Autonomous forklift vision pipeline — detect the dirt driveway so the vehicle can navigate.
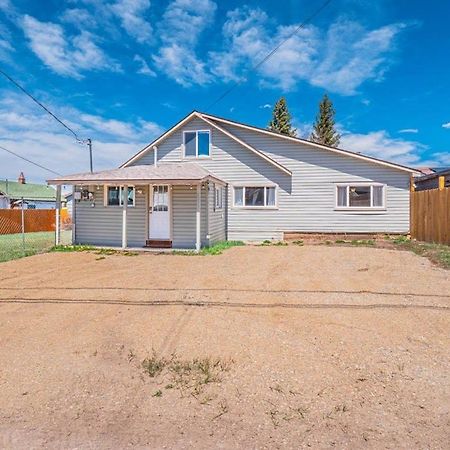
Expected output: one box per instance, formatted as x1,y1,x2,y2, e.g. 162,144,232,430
0,245,449,449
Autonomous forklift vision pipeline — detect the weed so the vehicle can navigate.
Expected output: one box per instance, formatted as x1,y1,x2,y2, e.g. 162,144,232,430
164,384,174,390
142,351,170,377
127,349,136,362
292,240,303,245
212,400,229,420
335,239,347,244
51,244,96,252
351,239,375,246
172,241,244,256
95,256,106,260
152,390,162,397
260,240,272,246
273,241,288,246
325,240,332,245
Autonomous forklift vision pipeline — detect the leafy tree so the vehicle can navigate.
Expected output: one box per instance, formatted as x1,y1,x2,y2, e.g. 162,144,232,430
268,97,296,137
310,94,340,147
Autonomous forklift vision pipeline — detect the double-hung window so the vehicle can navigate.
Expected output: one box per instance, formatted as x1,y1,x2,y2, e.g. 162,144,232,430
336,184,385,209
183,130,210,158
105,186,135,207
233,186,276,208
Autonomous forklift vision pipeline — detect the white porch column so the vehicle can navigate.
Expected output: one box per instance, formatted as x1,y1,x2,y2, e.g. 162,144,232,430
55,185,61,245
196,183,201,252
122,184,128,249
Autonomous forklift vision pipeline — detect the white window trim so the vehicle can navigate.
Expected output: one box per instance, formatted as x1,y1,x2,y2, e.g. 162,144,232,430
182,130,211,159
334,183,386,211
214,185,224,210
232,185,278,209
104,185,136,207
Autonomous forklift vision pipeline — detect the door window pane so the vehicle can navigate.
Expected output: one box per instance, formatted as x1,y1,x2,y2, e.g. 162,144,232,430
198,131,210,156
184,132,196,157
245,187,264,206
234,187,243,206
349,186,370,207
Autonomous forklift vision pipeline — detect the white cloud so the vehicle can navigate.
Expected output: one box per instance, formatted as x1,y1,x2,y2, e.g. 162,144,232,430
399,128,419,134
133,54,156,76
340,130,429,166
442,122,450,129
111,0,152,44
22,14,120,78
152,0,216,86
0,92,163,183
260,104,272,109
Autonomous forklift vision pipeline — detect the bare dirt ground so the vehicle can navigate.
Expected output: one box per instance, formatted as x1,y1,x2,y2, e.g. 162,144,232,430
0,245,449,449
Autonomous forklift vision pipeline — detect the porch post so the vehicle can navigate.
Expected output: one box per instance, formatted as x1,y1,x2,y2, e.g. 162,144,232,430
55,185,61,246
122,184,128,249
196,183,201,252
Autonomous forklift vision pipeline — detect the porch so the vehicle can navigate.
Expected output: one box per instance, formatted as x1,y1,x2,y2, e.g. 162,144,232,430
47,163,227,251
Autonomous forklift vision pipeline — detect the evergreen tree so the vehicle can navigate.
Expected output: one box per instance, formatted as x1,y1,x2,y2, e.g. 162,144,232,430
268,97,296,137
310,94,340,147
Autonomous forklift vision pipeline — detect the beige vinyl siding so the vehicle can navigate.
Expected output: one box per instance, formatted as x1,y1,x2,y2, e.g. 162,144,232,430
74,185,147,247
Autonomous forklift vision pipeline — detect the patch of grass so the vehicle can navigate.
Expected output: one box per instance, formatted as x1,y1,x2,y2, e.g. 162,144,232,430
260,239,272,246
142,352,233,396
142,351,170,378
173,241,245,256
392,239,450,269
292,240,303,246
273,241,288,246
335,239,348,244
350,239,375,246
0,231,71,263
51,244,96,252
51,245,139,257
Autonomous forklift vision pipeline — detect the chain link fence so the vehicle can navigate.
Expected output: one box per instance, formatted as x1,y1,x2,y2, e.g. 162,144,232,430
0,200,72,263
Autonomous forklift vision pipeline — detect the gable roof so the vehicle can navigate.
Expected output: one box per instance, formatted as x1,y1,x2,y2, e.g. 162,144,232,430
0,180,57,201
121,111,291,175
121,110,418,174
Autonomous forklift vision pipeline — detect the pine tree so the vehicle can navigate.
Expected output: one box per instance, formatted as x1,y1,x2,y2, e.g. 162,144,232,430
268,97,296,137
310,94,340,147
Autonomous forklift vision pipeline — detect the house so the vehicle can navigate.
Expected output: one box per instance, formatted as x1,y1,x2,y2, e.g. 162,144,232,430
0,172,58,209
48,111,418,250
414,168,450,191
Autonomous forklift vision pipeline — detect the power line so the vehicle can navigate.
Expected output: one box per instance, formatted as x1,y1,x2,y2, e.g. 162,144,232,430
0,68,84,142
0,68,94,172
0,144,62,176
204,0,334,111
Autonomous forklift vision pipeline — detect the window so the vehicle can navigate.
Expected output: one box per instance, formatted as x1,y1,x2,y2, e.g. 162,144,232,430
106,186,135,207
215,185,224,209
233,186,276,208
183,130,210,157
336,184,385,209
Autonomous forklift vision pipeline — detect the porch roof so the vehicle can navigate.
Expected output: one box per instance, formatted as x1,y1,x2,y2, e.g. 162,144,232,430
47,162,226,185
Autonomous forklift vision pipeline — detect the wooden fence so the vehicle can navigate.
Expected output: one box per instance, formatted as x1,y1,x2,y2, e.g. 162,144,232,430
0,209,56,235
410,187,450,245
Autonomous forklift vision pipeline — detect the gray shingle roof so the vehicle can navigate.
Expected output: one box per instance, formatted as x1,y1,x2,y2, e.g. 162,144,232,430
47,162,225,185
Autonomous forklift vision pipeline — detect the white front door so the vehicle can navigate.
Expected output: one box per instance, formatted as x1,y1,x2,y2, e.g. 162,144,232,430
149,185,170,239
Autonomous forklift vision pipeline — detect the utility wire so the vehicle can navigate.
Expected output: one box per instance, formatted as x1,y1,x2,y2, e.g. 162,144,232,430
0,144,62,176
0,68,85,142
204,0,334,111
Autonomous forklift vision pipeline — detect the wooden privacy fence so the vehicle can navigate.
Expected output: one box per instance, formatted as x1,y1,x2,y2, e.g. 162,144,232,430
0,209,56,235
410,187,450,245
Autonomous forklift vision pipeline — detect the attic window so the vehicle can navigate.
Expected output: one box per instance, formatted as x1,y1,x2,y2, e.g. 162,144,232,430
183,131,210,158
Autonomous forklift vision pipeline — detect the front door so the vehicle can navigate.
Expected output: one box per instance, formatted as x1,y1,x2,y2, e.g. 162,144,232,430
149,185,170,239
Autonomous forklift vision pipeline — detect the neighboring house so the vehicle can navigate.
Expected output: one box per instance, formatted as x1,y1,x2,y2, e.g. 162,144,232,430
0,173,58,209
48,111,418,250
414,168,450,191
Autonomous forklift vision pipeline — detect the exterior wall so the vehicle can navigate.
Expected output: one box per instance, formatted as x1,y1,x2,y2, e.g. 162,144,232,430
208,182,226,244
171,184,208,249
130,117,411,240
74,185,147,247
73,183,210,249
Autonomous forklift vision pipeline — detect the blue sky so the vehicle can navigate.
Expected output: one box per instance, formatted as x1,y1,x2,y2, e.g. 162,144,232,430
0,0,449,183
